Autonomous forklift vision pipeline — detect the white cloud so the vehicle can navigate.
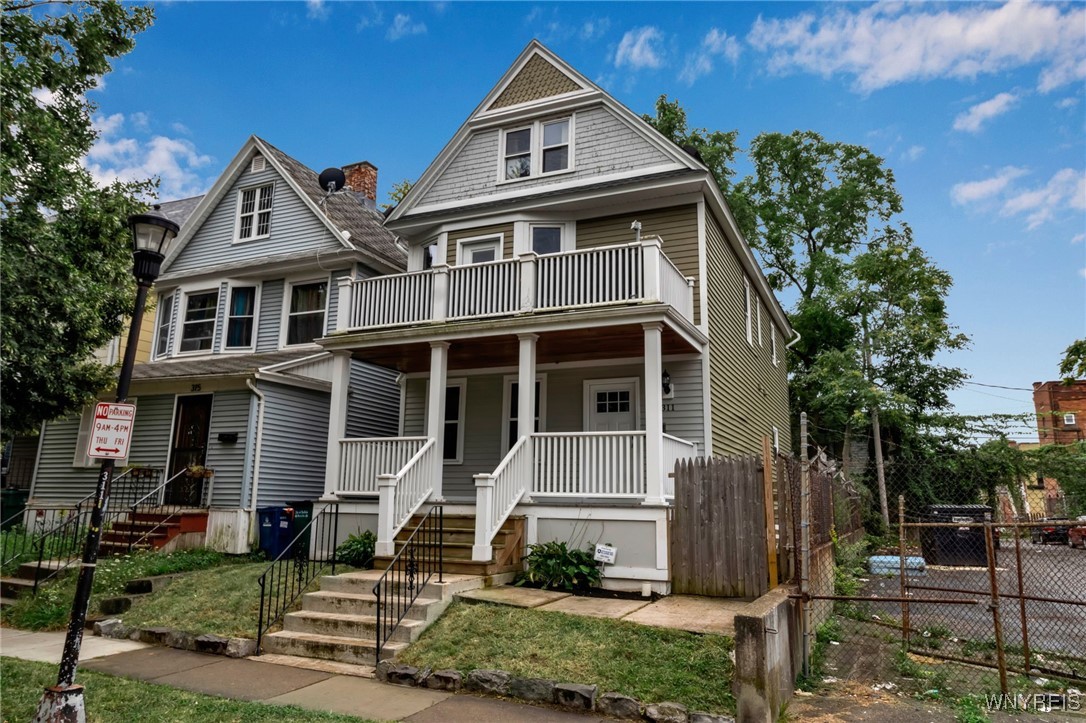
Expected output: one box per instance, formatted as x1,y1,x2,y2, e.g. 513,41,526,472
748,3,1086,93
307,0,330,21
130,111,150,130
953,92,1020,133
1080,267,1086,280
1056,97,1080,110
615,26,663,70
1001,168,1086,229
902,145,925,162
387,13,426,40
951,166,1027,205
355,4,383,31
31,87,58,107
679,28,741,85
171,122,191,135
1071,233,1085,245
84,113,213,199
580,18,610,41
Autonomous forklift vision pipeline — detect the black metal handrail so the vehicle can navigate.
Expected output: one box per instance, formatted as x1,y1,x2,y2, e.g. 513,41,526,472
256,503,340,652
373,506,443,664
2,491,94,573
122,468,189,552
30,502,94,593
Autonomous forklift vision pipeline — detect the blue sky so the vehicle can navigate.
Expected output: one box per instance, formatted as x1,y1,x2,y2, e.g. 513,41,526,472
82,1,1085,440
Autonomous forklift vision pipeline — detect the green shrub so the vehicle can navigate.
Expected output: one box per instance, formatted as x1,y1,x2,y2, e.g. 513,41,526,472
335,531,375,569
516,541,601,592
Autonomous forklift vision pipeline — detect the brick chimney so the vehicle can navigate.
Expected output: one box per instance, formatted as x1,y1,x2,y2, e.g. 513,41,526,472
342,161,377,202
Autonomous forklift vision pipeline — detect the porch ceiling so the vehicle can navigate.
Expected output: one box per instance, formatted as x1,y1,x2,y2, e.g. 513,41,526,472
348,323,698,373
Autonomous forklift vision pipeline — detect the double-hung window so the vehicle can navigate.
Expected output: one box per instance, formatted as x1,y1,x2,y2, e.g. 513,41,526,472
500,117,572,181
442,380,466,463
503,377,545,453
743,278,753,346
285,280,327,345
237,183,274,241
1065,413,1078,427
154,292,174,358
179,291,218,353
225,286,257,350
457,235,502,265
771,322,779,366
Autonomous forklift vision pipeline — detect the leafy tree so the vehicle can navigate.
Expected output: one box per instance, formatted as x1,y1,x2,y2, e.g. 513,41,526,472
1,0,154,439
643,95,740,198
1059,338,1086,383
381,178,413,212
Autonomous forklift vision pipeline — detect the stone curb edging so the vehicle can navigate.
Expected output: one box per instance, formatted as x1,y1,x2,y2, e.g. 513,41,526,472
93,619,257,659
374,661,735,723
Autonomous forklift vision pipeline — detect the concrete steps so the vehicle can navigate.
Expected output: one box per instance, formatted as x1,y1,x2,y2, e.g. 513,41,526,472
372,514,526,576
260,570,497,666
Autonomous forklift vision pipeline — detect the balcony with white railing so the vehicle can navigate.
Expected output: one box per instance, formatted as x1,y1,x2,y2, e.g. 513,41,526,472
336,236,695,333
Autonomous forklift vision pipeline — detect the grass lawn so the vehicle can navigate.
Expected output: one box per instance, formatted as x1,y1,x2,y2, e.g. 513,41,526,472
0,657,374,722
398,601,735,714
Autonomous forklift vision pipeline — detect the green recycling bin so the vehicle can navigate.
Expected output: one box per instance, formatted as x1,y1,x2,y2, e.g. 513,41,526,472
288,500,314,560
1,489,29,531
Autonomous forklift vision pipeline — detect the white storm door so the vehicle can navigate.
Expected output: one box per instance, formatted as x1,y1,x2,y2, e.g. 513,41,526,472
585,379,638,431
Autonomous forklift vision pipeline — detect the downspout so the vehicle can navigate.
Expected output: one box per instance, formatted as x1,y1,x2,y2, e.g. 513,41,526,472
246,379,266,542
785,329,802,349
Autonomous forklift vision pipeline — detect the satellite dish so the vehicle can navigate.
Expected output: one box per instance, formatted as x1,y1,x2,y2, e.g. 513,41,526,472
318,167,346,194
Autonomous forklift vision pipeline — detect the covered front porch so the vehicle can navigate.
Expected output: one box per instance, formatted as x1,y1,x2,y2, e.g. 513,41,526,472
320,311,705,566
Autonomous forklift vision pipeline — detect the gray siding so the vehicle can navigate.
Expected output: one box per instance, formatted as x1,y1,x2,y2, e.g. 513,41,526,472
168,163,343,274
419,106,672,207
256,279,284,352
31,396,175,505
346,361,400,438
255,382,330,506
205,390,252,508
705,214,791,456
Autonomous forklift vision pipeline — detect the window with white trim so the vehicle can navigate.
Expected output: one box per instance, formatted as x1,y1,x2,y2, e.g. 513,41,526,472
224,286,257,350
73,399,136,467
285,280,327,345
1065,413,1077,427
744,277,753,346
443,380,466,463
457,235,502,265
154,292,174,358
236,183,274,241
178,290,218,353
502,376,546,453
757,301,763,347
530,225,563,255
500,117,572,181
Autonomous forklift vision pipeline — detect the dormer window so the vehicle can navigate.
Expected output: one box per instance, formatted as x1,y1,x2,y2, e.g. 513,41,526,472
236,183,274,241
499,116,572,181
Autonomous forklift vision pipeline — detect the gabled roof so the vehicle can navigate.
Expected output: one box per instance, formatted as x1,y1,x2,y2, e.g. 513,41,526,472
386,40,706,224
157,195,204,228
162,136,405,275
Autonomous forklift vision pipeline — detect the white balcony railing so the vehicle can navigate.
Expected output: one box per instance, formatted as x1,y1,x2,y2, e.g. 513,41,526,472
533,431,647,498
336,236,694,333
337,437,429,496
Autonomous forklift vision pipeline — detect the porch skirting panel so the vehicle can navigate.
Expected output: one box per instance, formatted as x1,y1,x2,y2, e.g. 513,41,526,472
206,508,251,555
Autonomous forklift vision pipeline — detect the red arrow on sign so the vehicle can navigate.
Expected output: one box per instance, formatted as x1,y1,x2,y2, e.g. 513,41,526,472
94,447,120,454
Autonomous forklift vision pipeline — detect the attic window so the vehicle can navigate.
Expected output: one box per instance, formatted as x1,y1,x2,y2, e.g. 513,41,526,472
236,183,274,241
250,155,266,173
499,116,572,182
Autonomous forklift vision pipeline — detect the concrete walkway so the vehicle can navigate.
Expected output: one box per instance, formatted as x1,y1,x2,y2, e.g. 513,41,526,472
457,585,747,635
0,627,606,722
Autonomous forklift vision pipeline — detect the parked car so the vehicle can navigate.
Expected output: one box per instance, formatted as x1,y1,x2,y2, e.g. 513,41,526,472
1031,518,1072,545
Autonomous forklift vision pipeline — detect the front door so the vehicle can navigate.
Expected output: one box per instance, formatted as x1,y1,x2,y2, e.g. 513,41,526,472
585,379,639,431
165,394,213,506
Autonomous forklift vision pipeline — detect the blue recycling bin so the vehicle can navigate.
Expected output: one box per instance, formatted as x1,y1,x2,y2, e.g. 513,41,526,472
257,506,293,560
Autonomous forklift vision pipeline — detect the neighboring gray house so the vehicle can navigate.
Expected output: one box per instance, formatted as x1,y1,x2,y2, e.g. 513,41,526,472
28,137,405,553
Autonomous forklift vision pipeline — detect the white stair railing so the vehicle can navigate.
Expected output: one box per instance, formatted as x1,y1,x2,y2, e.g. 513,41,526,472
337,437,429,496
533,432,647,498
662,433,699,498
375,438,436,557
472,436,531,561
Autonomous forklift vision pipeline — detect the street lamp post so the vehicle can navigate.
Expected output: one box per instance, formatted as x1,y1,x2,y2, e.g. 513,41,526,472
35,206,180,723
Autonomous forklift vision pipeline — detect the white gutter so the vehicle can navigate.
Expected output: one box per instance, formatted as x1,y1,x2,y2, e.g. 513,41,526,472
245,379,266,541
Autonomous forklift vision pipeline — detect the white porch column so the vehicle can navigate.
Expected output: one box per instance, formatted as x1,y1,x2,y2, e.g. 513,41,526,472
518,333,538,501
641,235,662,301
336,277,353,332
518,251,538,312
323,351,351,497
375,474,397,556
431,265,449,322
427,341,449,501
472,473,495,561
643,322,666,505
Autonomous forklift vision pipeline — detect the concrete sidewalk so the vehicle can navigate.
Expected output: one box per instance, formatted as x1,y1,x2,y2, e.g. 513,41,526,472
0,627,605,722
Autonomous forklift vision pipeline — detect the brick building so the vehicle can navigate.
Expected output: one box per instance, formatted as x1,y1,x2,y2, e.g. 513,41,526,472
1033,380,1086,445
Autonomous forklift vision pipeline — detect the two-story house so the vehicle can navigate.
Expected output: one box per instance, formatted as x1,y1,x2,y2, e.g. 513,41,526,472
316,42,793,592
27,136,405,553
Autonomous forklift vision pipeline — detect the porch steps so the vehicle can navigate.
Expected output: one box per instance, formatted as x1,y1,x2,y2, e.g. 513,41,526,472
99,510,208,553
261,570,493,665
373,514,526,576
0,559,77,605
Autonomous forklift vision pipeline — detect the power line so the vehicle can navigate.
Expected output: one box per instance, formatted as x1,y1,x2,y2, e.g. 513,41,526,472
965,381,1034,392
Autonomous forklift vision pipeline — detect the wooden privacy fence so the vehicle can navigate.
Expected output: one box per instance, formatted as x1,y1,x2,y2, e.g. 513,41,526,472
670,455,772,598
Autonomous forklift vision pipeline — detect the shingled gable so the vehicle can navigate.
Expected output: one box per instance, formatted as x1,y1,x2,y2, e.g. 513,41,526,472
162,136,405,276
385,40,707,224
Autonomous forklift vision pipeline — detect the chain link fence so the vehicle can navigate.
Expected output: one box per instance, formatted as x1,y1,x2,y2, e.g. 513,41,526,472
794,433,1085,714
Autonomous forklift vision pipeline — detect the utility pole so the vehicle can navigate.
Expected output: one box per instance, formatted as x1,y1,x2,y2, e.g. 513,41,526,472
863,314,890,528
